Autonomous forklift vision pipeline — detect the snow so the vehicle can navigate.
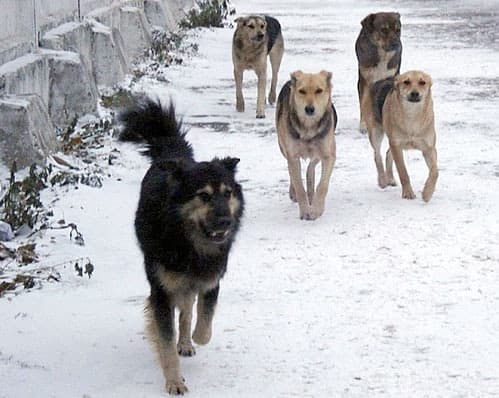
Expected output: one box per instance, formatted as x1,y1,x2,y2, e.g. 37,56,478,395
2,0,499,397
0,53,42,74
43,22,82,39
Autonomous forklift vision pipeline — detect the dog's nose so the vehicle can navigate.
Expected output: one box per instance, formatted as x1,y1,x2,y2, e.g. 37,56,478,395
305,105,315,116
409,91,420,100
257,33,264,41
215,217,232,230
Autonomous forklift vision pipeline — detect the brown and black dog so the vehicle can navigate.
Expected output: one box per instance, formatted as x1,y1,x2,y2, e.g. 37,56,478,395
355,12,402,133
276,71,338,220
368,70,438,201
232,15,284,118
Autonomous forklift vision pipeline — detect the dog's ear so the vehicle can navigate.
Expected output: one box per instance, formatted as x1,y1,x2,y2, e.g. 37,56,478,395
220,157,240,173
394,12,401,21
320,70,333,86
234,17,247,26
290,70,303,87
394,74,401,88
424,73,433,87
361,13,376,31
394,74,407,89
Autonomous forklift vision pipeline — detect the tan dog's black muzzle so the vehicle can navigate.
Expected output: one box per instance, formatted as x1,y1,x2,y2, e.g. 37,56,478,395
408,90,421,102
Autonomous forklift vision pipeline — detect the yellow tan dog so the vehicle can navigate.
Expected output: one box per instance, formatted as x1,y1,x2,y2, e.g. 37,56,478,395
232,15,284,118
368,70,438,201
276,70,338,220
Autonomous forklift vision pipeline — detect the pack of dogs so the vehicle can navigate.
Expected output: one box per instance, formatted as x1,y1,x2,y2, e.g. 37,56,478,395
118,10,439,395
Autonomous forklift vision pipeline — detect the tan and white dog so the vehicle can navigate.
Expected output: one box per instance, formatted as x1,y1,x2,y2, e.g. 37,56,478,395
368,70,438,201
232,15,284,118
276,70,338,220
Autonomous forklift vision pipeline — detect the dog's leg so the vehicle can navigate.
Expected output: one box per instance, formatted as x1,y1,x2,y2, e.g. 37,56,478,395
255,66,267,118
422,147,438,202
177,293,196,357
289,183,297,202
234,67,244,112
287,157,311,220
268,41,283,105
306,159,319,204
385,148,397,186
358,74,368,134
310,155,335,219
390,144,415,199
146,289,187,395
193,284,219,345
368,126,389,188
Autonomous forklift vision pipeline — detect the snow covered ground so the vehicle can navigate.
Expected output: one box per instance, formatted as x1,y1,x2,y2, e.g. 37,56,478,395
2,0,499,397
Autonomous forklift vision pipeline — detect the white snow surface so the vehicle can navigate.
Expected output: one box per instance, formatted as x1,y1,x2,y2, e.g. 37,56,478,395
2,0,499,397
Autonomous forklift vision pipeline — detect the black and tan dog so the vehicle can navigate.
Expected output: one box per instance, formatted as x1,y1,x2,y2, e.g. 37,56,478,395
120,97,244,395
276,70,338,220
368,70,438,201
232,15,284,118
355,12,402,133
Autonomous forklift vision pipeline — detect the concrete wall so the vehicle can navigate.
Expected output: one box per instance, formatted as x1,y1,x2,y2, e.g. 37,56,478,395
0,0,194,169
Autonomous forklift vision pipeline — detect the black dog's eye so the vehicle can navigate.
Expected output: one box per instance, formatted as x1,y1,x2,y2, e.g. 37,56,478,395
298,89,306,95
381,27,389,34
315,88,323,94
419,80,426,86
198,192,211,202
223,189,232,198
403,80,411,85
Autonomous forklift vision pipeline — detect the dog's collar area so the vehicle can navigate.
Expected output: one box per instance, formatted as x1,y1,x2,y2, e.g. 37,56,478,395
288,108,333,142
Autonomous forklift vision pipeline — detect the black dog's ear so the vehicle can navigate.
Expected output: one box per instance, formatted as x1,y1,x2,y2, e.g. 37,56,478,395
361,14,376,31
220,157,240,173
156,159,187,180
234,17,247,27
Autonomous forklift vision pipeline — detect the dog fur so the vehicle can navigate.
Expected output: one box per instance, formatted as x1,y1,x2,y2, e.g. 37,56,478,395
119,97,244,395
232,15,284,118
367,70,438,201
276,70,338,220
355,12,402,133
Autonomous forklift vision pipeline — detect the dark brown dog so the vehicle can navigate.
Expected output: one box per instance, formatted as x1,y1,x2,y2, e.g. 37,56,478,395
355,12,402,133
232,15,284,118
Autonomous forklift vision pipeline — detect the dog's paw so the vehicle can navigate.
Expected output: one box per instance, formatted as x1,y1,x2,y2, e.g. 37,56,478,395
359,121,368,134
166,379,188,395
422,186,434,202
387,178,397,187
256,112,265,119
309,202,325,220
268,91,276,105
192,325,212,345
299,204,314,221
402,186,416,200
378,174,390,189
177,341,196,357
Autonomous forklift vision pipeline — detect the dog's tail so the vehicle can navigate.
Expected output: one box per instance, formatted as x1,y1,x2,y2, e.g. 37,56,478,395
119,96,193,162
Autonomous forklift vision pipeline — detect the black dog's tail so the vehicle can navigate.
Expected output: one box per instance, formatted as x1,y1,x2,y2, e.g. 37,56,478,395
119,96,193,162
